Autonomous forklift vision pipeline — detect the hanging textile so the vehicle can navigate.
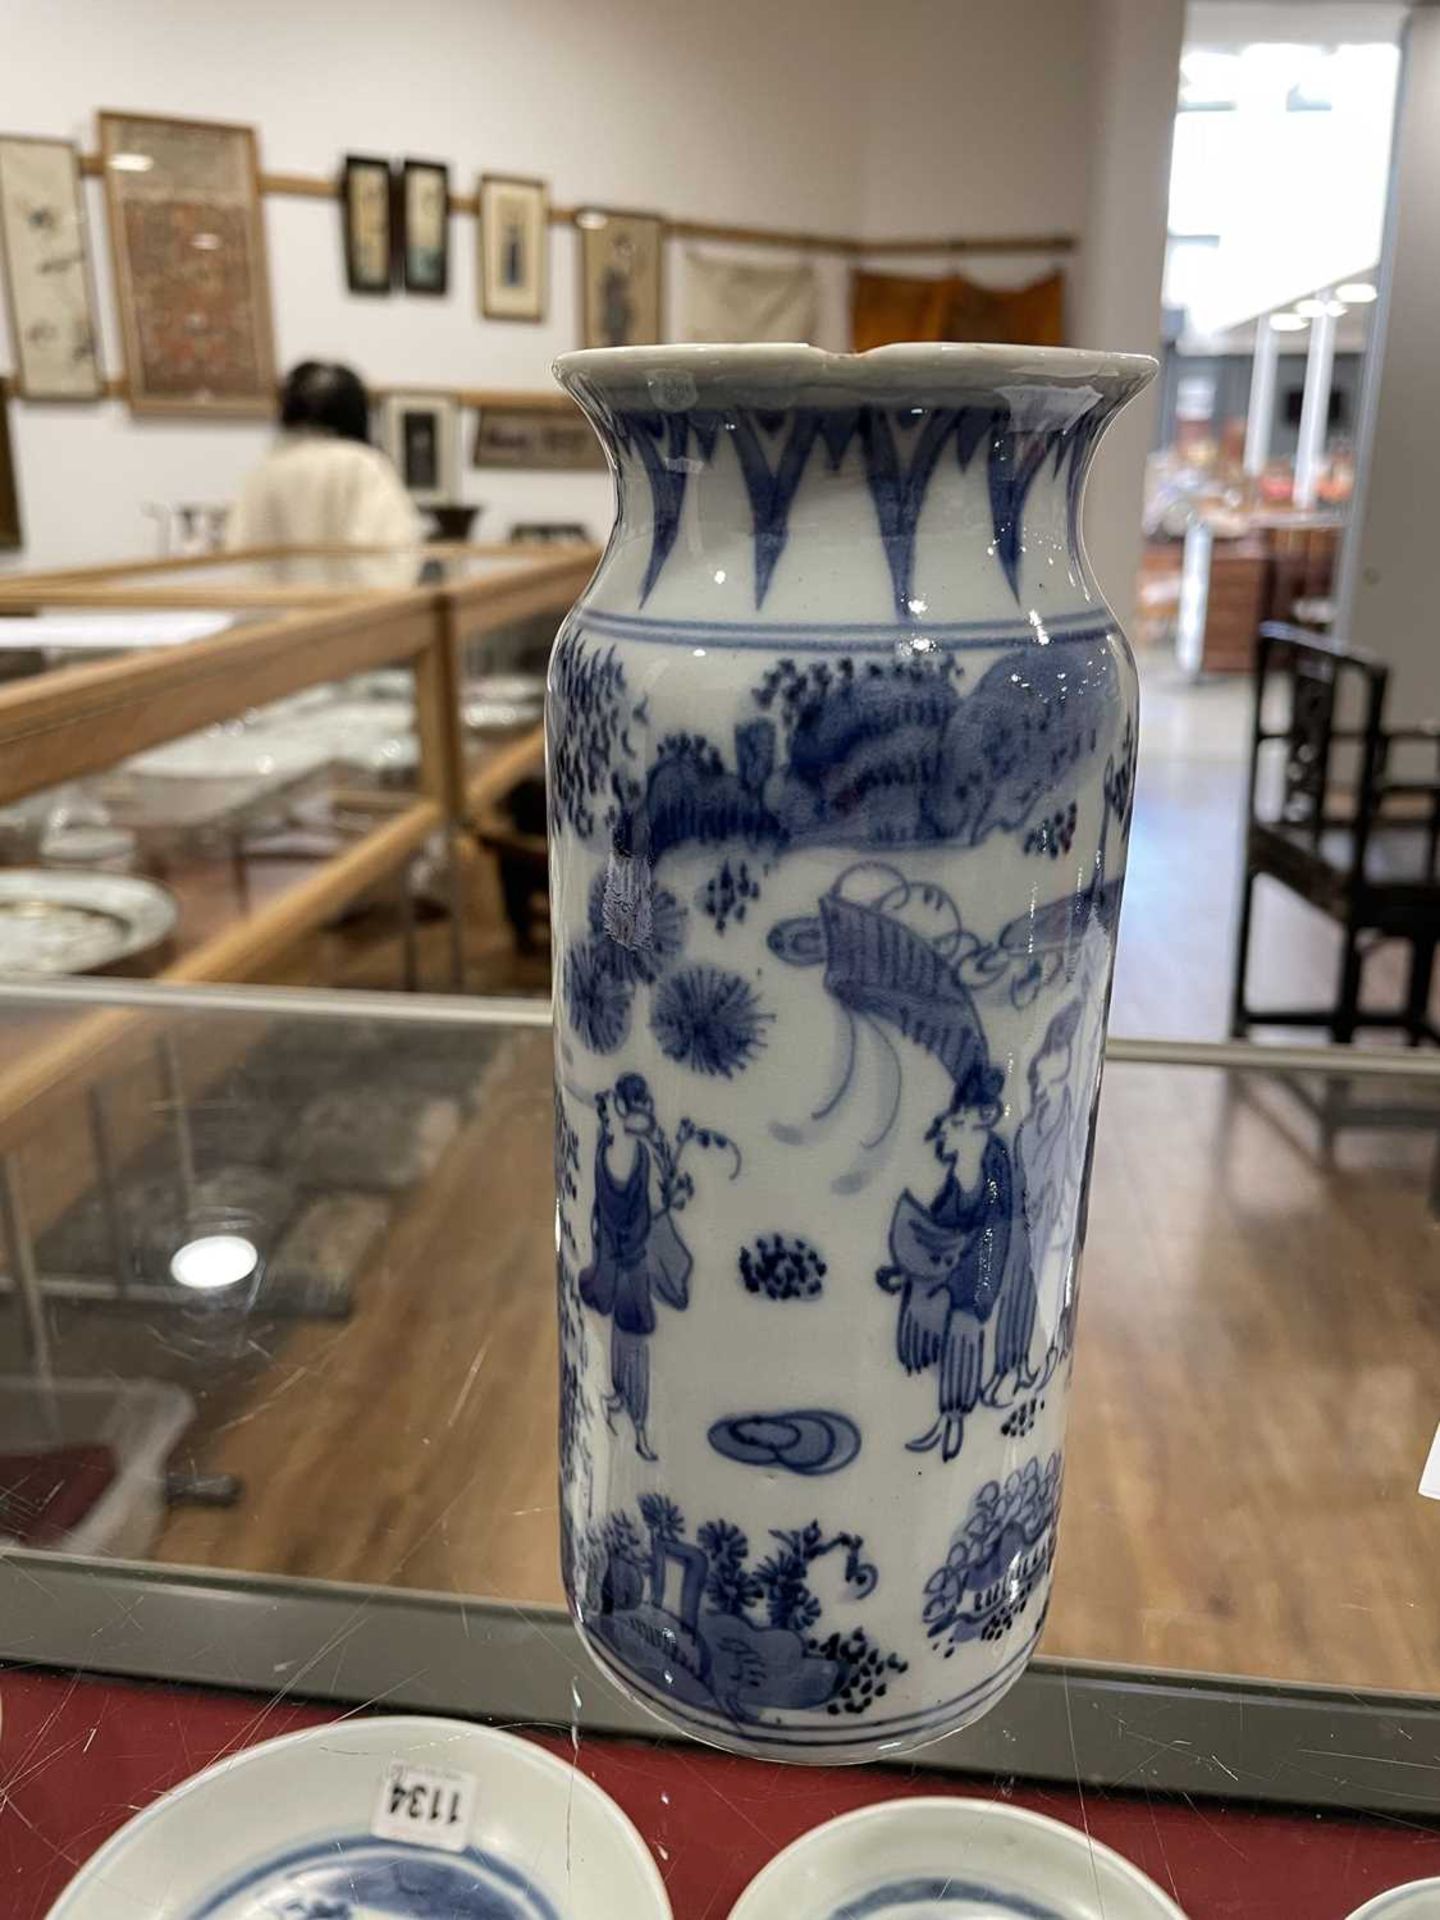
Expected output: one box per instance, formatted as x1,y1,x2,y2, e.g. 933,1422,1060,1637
941,269,1065,346
851,268,1066,351
684,250,820,344
850,269,951,352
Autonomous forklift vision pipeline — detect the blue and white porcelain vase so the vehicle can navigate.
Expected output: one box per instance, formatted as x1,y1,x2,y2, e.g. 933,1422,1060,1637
547,342,1155,1763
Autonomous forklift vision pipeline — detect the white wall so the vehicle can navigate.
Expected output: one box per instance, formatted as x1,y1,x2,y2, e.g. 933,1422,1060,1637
0,0,869,566
1336,5,1440,713
1073,0,1185,622
855,0,1094,241
849,0,1182,629
1,0,1178,605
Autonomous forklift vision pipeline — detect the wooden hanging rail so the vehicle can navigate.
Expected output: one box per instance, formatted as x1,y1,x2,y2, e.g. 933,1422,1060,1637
74,152,1074,259
0,538,560,594
0,373,584,408
0,548,598,1151
859,232,1076,258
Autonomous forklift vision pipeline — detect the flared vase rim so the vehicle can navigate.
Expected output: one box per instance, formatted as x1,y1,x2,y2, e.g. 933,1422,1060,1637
554,340,1158,411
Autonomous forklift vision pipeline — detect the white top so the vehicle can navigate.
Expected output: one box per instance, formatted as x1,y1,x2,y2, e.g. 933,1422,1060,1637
228,433,424,589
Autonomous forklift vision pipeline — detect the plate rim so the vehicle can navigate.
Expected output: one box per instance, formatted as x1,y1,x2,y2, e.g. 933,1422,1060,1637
45,1711,672,1920
1344,1880,1440,1920
725,1794,1188,1920
0,867,178,973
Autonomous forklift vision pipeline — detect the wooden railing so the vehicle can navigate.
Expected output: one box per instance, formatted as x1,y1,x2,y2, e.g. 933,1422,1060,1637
0,545,591,1140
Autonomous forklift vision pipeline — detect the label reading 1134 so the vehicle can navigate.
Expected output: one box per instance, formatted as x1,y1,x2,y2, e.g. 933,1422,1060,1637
371,1761,477,1855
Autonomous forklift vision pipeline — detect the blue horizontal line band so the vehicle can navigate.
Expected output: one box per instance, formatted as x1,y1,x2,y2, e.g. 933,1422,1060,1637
574,606,1115,653
580,1620,1042,1751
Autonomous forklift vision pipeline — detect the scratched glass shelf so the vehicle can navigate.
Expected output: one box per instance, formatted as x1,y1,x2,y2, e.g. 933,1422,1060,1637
0,979,1438,1920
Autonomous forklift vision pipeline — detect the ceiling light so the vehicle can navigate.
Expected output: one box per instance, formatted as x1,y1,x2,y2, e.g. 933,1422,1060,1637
108,152,154,173
1336,281,1377,304
1269,313,1309,332
1295,297,1347,319
191,232,222,251
170,1233,258,1292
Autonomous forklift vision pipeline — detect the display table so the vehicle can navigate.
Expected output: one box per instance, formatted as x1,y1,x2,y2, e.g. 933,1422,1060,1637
5,1658,1440,1919
0,541,594,995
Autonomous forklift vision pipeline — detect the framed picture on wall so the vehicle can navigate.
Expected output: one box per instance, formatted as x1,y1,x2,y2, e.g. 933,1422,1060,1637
578,207,664,348
0,397,22,549
342,153,393,294
399,159,449,295
472,396,604,470
509,521,592,546
478,174,548,322
98,111,276,416
380,391,457,505
0,135,103,399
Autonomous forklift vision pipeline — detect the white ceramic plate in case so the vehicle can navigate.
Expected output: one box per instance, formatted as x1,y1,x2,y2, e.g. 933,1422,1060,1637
1346,1883,1440,1919
727,1798,1187,1920
46,1715,672,1920
0,870,177,974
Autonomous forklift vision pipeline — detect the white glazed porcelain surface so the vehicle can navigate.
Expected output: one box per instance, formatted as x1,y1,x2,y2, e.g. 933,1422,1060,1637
0,869,177,974
45,1715,671,1920
548,342,1154,1762
726,1797,1188,1920
1345,1882,1440,1919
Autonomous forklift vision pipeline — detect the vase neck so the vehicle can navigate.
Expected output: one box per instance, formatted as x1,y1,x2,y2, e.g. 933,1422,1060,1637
568,390,1133,629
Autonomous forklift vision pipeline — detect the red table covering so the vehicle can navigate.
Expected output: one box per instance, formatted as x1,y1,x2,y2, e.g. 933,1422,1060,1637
3,1665,1440,1917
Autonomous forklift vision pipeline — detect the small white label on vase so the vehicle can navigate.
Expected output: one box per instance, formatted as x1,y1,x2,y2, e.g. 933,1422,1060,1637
1419,1424,1440,1500
372,1761,476,1853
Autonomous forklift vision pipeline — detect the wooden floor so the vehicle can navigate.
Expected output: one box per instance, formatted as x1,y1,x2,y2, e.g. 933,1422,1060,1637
157,1031,562,1598
18,655,1440,1696
140,1019,1440,1696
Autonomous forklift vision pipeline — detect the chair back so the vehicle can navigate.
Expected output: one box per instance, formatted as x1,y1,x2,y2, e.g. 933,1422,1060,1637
1244,622,1390,890
1249,624,1389,868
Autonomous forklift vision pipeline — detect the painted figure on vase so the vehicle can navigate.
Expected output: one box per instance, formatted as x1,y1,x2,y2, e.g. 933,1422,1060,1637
922,1452,1062,1654
579,1073,692,1462
878,1061,1019,1462
1010,1001,1087,1380
767,860,997,1193
577,1072,740,1462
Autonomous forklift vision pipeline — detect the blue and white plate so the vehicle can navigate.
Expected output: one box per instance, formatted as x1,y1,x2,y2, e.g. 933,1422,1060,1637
727,1798,1186,1920
1346,1883,1440,1919
45,1715,671,1920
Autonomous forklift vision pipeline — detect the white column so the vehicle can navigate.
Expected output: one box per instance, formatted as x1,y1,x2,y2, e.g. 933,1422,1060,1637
1243,316,1281,477
1072,0,1186,627
1293,298,1338,510
1335,7,1440,712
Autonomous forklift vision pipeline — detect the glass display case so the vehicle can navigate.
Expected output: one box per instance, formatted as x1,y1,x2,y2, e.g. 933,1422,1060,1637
0,544,594,998
0,977,1438,1917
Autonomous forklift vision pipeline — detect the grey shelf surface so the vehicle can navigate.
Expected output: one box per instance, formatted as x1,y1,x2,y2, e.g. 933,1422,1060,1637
3,1551,1440,1818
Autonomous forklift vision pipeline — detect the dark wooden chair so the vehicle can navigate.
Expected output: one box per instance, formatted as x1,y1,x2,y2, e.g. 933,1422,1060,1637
476,777,549,955
1231,623,1440,1045
470,726,550,956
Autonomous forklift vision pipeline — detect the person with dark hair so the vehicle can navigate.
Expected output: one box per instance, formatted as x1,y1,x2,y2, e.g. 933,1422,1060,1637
229,360,420,586
878,1060,1014,1462
278,360,372,443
